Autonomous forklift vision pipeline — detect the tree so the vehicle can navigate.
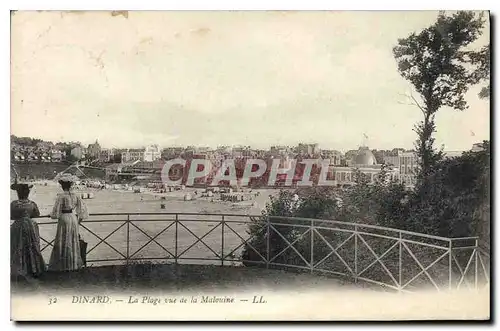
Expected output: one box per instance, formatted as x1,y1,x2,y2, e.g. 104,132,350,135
468,44,490,99
112,153,122,163
406,140,490,238
241,190,300,266
371,149,385,164
393,11,486,179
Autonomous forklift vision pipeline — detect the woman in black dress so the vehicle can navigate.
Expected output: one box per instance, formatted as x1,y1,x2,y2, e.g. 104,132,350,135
10,181,46,278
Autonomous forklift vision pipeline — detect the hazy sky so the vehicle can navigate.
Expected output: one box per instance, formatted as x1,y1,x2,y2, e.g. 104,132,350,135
11,11,490,152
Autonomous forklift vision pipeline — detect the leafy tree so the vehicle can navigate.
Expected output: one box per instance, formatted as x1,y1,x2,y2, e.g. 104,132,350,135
65,151,77,163
393,11,486,179
294,186,340,218
468,44,490,99
241,190,299,266
112,153,122,163
371,150,385,164
406,140,490,239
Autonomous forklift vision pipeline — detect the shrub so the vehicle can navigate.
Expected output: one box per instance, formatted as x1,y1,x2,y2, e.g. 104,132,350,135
241,144,490,288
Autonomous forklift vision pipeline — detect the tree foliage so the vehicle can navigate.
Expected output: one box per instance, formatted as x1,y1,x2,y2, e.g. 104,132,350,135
242,141,490,268
393,11,486,178
407,140,490,239
468,44,490,99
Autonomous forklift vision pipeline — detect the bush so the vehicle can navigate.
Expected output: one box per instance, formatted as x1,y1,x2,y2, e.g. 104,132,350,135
241,171,410,278
241,145,490,288
407,141,490,241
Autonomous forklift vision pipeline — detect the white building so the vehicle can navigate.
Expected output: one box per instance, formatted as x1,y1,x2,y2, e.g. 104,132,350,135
443,150,464,159
51,149,64,162
297,143,320,156
398,151,418,187
122,149,145,163
70,145,85,160
144,145,161,162
472,143,485,152
329,146,400,187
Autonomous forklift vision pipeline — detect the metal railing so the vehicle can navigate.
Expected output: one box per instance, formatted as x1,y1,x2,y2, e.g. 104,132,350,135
35,213,490,292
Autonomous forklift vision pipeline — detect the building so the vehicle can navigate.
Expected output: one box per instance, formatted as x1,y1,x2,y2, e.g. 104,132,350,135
383,155,400,167
397,151,418,187
87,140,102,159
216,146,232,154
472,143,485,152
133,160,165,170
352,146,377,166
344,149,359,167
270,145,292,157
382,149,403,167
443,150,464,159
196,146,211,154
297,143,320,156
99,148,116,163
328,146,400,187
321,150,343,165
39,152,51,162
12,151,25,162
26,151,38,162
144,144,161,162
231,146,253,158
35,141,54,152
121,148,145,163
71,145,86,160
162,147,184,160
331,165,400,186
51,149,64,162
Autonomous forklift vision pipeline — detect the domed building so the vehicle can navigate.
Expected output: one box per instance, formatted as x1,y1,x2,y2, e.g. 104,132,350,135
325,145,400,188
353,146,377,166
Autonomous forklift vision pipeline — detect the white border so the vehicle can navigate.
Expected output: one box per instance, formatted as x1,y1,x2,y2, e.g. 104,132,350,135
1,1,497,330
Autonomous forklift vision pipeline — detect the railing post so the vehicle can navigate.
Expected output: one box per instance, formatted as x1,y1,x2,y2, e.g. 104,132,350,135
266,218,270,269
354,225,358,283
399,232,402,292
310,220,314,274
221,215,225,266
175,214,178,264
126,214,130,264
475,238,478,290
449,240,453,290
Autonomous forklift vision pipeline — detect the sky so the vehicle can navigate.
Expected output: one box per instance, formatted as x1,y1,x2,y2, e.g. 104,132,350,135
10,11,490,152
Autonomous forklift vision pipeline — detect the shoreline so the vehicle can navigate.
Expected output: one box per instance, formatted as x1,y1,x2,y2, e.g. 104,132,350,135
13,181,278,217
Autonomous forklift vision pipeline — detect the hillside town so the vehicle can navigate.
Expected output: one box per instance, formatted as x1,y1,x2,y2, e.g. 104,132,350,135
10,135,485,189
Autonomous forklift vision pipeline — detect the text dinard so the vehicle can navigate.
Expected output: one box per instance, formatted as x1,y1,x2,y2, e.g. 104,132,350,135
71,295,237,305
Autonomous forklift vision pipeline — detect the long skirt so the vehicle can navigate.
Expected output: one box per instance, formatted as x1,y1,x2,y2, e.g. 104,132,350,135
11,219,46,277
48,214,83,271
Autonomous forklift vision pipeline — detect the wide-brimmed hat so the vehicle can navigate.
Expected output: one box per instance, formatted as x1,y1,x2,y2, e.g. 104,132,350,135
10,182,33,191
56,173,79,183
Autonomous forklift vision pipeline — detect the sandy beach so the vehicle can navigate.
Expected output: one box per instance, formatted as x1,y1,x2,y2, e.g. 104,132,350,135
11,182,281,266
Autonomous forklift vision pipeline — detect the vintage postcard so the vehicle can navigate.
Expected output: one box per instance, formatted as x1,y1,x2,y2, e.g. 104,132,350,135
9,10,490,321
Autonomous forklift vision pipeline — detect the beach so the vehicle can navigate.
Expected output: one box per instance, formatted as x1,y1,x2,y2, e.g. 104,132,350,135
11,182,281,266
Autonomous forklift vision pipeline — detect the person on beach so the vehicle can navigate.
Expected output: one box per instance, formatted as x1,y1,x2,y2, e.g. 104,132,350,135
10,180,46,278
48,173,89,272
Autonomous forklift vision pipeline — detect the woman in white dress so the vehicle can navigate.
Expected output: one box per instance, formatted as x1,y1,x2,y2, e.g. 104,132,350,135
48,174,89,271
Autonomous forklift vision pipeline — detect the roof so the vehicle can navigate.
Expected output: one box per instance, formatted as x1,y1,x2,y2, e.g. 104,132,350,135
354,147,377,166
105,163,124,170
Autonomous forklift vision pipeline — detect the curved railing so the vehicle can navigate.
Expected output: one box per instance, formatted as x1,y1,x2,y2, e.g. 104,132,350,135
34,212,490,292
